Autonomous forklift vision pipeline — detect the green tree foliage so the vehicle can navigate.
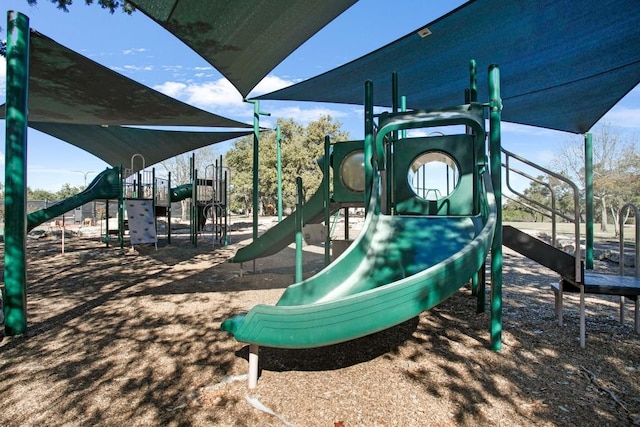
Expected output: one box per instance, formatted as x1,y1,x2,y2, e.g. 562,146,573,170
503,175,551,222
27,187,57,201
26,0,135,14
226,115,350,215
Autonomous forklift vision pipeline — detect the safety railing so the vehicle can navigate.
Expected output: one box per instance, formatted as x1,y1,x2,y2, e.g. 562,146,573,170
502,148,582,282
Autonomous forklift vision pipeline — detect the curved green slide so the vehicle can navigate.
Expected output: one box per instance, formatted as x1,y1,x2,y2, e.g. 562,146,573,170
230,173,335,263
221,171,497,348
27,167,121,231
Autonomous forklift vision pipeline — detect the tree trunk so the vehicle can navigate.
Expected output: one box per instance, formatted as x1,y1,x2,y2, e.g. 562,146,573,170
610,206,620,237
600,196,608,232
181,199,188,221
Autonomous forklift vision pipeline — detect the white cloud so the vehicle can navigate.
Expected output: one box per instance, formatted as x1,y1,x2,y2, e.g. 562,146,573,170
501,121,565,137
161,65,184,73
249,75,295,97
601,107,640,129
122,47,148,55
270,106,349,124
153,78,249,117
153,81,188,98
122,64,154,72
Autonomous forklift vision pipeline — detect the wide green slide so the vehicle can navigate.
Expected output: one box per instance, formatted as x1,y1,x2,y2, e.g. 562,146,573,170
27,167,121,231
231,173,334,263
221,170,496,348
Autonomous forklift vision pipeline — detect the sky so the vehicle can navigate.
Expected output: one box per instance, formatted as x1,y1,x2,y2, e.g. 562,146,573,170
1,0,639,192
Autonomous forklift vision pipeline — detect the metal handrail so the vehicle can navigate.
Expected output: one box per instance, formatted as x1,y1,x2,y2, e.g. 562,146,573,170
502,148,582,282
618,203,640,278
503,162,559,247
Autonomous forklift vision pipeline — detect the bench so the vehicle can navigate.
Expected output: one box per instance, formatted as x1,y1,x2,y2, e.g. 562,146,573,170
550,273,640,347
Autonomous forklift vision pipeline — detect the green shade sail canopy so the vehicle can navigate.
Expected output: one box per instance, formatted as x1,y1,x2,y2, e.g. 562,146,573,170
30,122,252,173
128,0,358,97
1,30,250,128
258,0,640,134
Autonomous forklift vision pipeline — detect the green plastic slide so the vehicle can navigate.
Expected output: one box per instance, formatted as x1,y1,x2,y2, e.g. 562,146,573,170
231,173,335,263
27,168,121,231
221,171,497,348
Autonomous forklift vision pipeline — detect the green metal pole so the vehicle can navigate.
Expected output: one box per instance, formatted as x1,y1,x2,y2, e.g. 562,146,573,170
223,170,229,245
400,96,407,139
295,177,304,282
469,59,478,102
167,171,172,244
276,124,283,222
364,81,374,212
489,64,503,351
118,165,124,249
252,101,259,239
246,100,270,240
3,11,30,336
323,136,331,266
585,132,594,269
193,169,198,247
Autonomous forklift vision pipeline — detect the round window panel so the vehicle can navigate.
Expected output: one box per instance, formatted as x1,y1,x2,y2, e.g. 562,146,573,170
340,150,365,193
408,151,459,201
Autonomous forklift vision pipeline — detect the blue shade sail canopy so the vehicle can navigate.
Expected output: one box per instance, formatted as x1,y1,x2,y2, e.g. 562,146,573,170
258,0,640,134
128,0,358,97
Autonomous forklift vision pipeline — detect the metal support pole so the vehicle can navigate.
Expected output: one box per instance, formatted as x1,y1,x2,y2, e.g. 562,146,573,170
585,133,594,270
248,344,259,389
246,100,270,241
489,64,503,351
295,177,304,282
118,165,124,249
323,136,331,266
3,10,30,336
276,124,283,222
364,81,374,212
469,59,478,102
167,171,172,244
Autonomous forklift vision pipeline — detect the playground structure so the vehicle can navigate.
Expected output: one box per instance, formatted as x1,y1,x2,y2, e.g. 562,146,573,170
222,65,504,387
2,2,640,401
23,151,231,252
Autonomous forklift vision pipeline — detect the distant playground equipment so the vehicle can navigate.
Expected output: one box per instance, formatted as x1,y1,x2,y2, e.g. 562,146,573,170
25,151,231,251
222,63,504,388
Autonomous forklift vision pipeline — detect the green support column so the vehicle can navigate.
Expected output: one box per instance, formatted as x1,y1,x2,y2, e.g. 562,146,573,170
276,124,283,222
488,64,503,351
295,177,304,282
118,165,124,249
323,136,331,266
585,133,594,269
246,100,270,240
364,81,374,211
3,11,30,336
167,171,172,244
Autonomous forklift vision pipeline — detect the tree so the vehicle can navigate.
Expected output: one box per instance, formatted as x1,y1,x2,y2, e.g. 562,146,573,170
27,187,57,201
552,123,640,234
226,115,350,216
56,183,83,199
161,146,221,221
26,0,135,14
